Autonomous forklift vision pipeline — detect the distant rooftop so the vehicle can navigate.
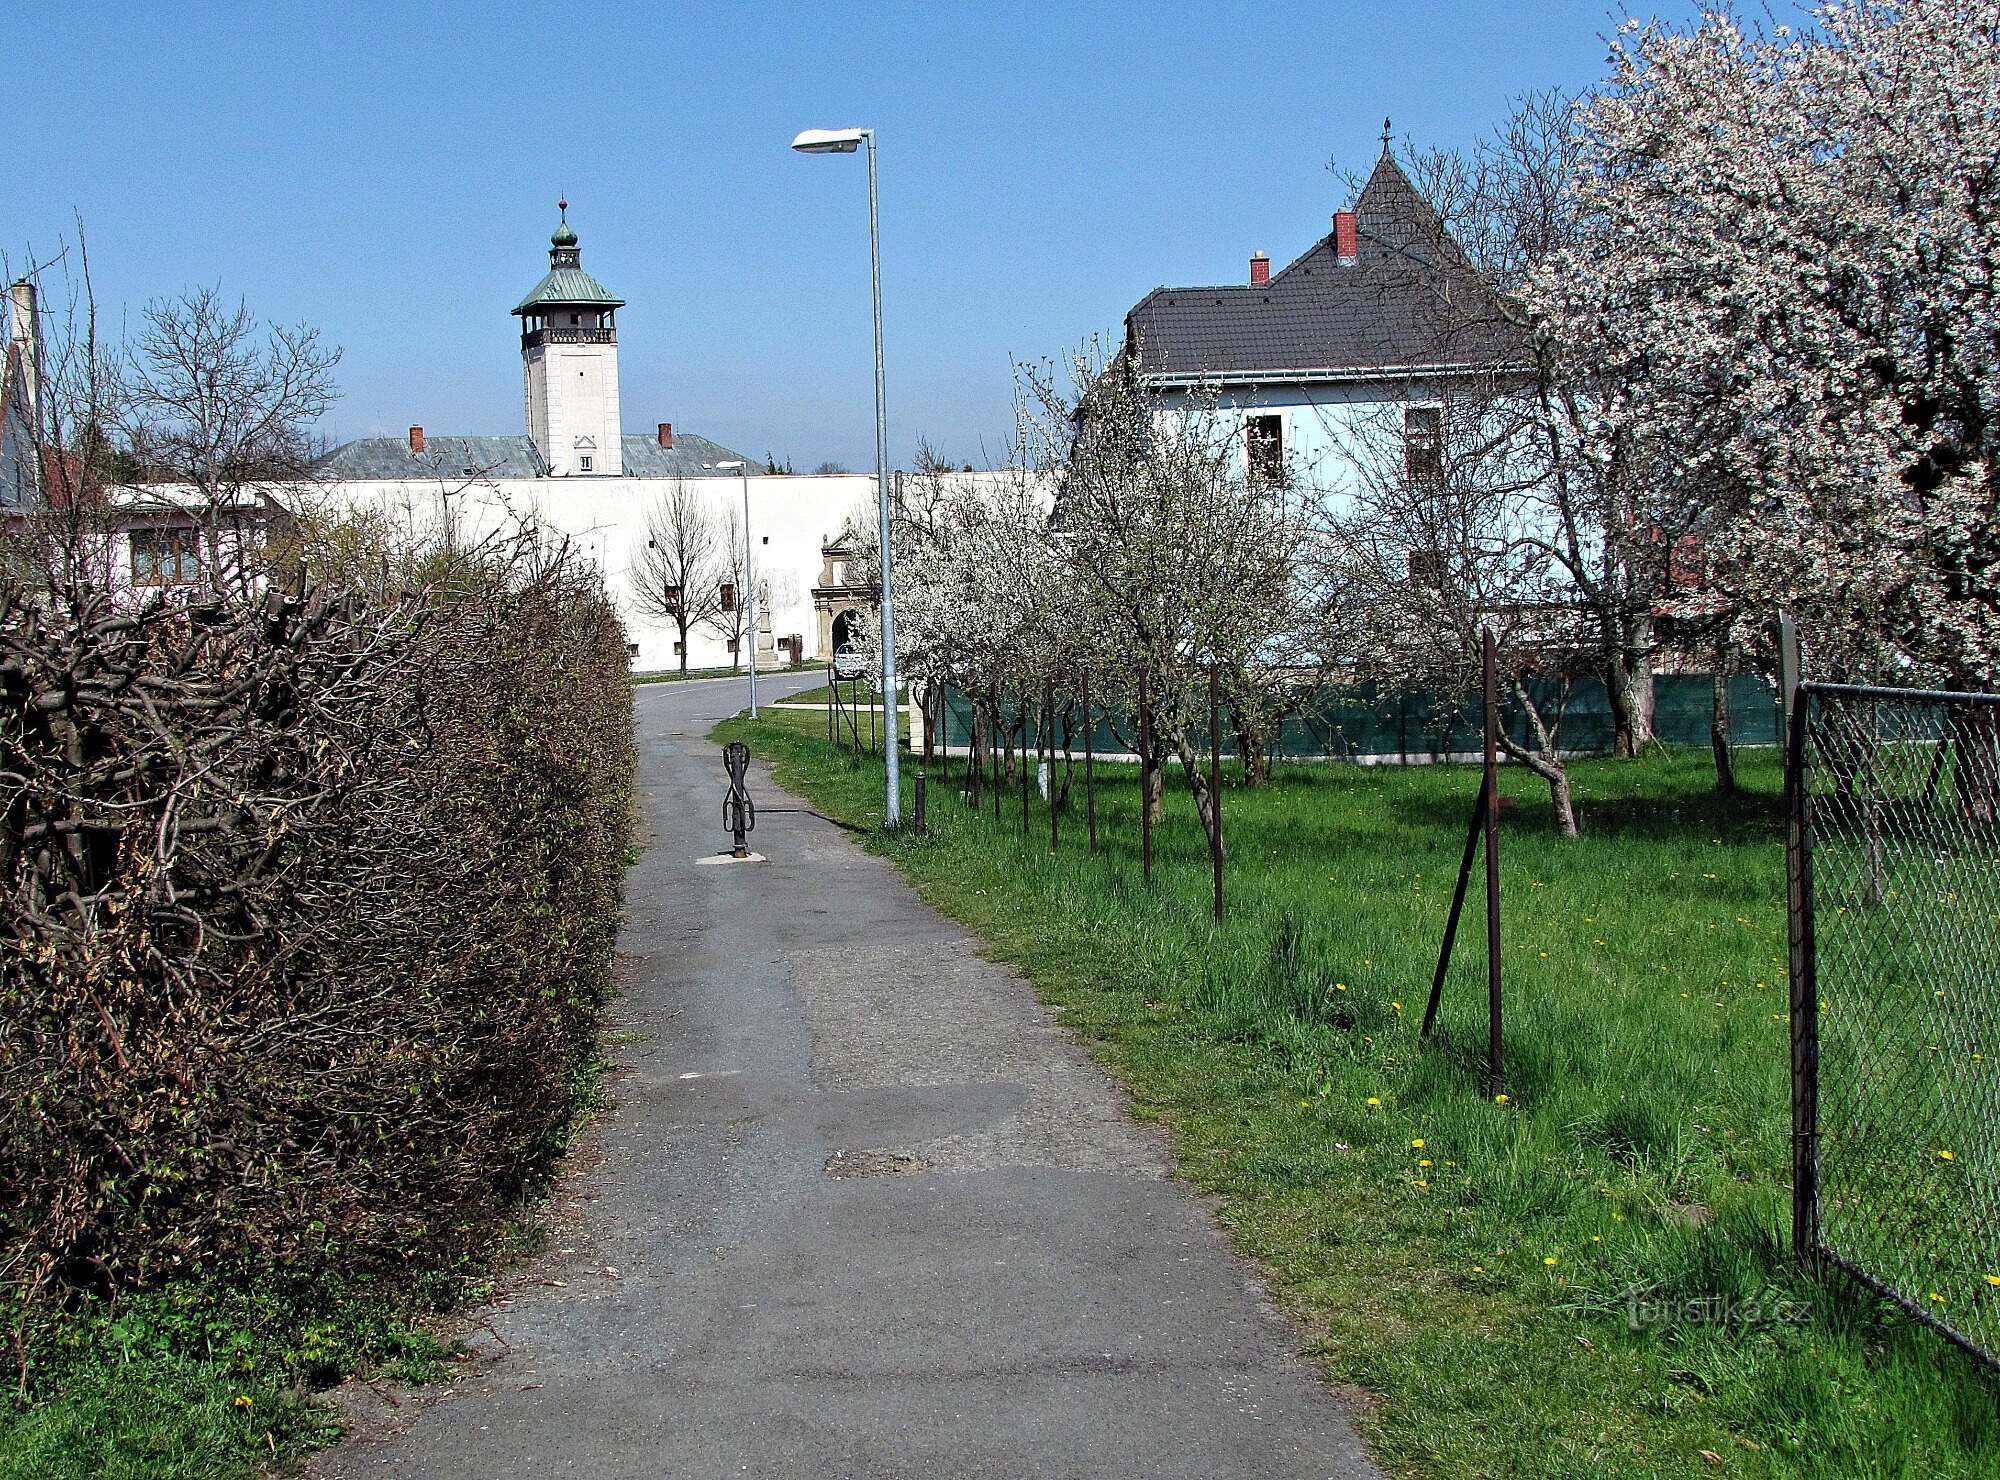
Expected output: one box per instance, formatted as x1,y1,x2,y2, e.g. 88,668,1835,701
320,431,760,481
1123,149,1523,381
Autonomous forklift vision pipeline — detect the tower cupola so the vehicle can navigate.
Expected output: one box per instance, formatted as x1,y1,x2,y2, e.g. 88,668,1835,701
514,198,626,476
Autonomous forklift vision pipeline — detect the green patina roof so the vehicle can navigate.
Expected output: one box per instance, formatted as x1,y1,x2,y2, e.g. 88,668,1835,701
512,266,625,314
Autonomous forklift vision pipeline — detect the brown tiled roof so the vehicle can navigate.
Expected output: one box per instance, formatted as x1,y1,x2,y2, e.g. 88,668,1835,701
1123,152,1524,381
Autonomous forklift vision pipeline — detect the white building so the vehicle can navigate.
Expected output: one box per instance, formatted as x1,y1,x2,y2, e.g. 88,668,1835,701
1119,142,1521,510
312,204,915,673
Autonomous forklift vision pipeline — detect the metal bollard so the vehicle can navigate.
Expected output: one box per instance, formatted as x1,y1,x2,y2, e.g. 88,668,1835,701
914,769,928,836
721,740,755,858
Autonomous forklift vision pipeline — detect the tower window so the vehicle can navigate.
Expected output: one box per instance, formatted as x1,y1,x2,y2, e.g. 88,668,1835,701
580,455,594,472
720,582,737,612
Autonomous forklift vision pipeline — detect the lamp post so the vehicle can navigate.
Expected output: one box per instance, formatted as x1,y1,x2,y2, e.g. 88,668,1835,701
705,459,754,717
791,125,901,826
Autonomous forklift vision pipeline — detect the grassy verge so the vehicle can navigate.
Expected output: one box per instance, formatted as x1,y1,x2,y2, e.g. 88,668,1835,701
634,661,826,685
0,1274,467,1478
0,1049,606,1477
714,707,1999,1479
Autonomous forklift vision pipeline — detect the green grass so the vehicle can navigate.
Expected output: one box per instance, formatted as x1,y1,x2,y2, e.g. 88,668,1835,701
634,661,826,685
0,1271,471,1479
714,707,2000,1479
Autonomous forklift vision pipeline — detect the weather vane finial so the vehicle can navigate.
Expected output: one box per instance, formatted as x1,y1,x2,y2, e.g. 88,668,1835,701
1381,117,1393,152
558,195,568,222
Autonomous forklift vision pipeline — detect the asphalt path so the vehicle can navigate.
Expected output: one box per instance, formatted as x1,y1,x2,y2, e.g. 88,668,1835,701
316,670,1381,1478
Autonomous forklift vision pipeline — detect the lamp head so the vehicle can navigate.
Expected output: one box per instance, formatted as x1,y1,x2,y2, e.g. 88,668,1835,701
791,127,867,154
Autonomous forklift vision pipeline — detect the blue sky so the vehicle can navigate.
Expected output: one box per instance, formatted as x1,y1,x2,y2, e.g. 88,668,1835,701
13,2,1686,470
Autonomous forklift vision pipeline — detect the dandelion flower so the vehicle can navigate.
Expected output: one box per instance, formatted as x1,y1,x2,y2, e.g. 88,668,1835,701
1472,1264,1484,1273
1940,1149,1956,1161
1494,1093,1510,1104
1335,982,1349,992
1986,1275,2000,1288
1418,1158,1432,1168
233,1395,253,1410
1931,1292,1946,1304
1366,1096,1381,1107
1411,1138,1426,1149
1300,1100,1312,1109
1544,1256,1559,1267
1591,1235,1602,1243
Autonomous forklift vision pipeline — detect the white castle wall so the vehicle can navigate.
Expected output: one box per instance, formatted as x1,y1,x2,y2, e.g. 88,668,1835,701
308,472,885,673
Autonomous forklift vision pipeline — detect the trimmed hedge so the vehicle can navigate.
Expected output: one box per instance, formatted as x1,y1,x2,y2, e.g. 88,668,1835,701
0,545,633,1369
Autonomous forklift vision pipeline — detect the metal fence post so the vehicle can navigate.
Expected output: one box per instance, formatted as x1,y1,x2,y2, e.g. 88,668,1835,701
1781,618,1821,1269
1483,628,1503,1099
1139,680,1154,883
1083,669,1097,855
1210,663,1223,925
1046,679,1059,854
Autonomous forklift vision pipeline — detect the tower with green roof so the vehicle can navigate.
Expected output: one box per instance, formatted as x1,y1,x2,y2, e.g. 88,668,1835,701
514,199,626,476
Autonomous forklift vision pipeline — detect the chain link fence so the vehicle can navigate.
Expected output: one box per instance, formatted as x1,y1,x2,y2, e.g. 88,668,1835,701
1792,682,2000,1368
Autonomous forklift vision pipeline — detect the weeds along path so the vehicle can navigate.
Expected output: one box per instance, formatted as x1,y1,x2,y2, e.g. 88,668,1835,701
314,671,1378,1479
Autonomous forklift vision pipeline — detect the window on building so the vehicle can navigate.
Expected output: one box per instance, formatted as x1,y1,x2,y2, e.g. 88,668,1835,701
720,582,737,612
1246,415,1285,485
130,526,199,587
1406,548,1447,585
661,583,682,613
727,638,740,655
673,641,683,656
579,455,593,472
1405,407,1444,483
1669,534,1707,590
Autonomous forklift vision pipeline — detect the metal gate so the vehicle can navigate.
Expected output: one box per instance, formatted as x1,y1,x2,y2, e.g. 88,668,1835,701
1788,679,2000,1368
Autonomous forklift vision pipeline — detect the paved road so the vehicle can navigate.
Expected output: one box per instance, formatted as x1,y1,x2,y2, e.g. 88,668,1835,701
319,673,1380,1479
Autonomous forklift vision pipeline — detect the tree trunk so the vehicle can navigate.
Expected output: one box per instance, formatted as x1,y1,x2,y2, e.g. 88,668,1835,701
677,618,690,675
1605,644,1654,758
1711,668,1738,794
1173,731,1220,857
1505,679,1579,839
1232,711,1273,788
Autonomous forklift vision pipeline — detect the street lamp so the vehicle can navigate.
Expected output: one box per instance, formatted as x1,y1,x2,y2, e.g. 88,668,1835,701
791,124,901,826
705,460,755,716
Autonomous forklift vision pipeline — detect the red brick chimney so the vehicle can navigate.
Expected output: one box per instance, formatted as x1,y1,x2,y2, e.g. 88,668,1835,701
1249,252,1270,286
1334,211,1358,265
657,422,674,449
408,425,424,453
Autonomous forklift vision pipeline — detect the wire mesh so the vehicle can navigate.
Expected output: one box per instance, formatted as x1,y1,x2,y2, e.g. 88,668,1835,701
1800,683,2000,1367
